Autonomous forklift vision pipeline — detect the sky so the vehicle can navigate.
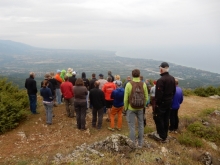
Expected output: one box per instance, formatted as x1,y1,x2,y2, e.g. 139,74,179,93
0,0,220,73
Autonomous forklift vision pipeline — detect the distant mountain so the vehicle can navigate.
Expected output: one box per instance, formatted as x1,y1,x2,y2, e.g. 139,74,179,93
0,40,220,89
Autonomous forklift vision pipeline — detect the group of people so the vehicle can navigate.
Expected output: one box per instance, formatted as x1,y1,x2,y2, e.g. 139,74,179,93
25,62,183,147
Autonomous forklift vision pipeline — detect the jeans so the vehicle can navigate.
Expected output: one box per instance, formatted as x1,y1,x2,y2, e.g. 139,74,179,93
28,94,37,114
92,107,104,128
126,109,144,147
74,101,87,129
64,97,75,117
43,102,53,124
86,91,89,109
56,88,61,104
169,109,179,131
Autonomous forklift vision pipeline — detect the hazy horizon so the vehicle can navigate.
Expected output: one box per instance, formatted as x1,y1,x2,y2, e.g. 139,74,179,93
0,0,219,73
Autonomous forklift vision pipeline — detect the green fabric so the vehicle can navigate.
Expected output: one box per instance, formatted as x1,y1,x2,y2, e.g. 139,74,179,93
124,77,148,110
60,70,66,81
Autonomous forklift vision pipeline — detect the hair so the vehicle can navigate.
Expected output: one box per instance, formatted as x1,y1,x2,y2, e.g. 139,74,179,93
94,81,100,87
127,76,131,80
64,75,69,81
92,73,96,78
82,72,86,78
132,69,140,78
29,72,35,78
108,71,112,75
160,67,169,73
50,72,55,77
115,75,120,80
140,75,143,81
175,79,179,85
107,77,112,82
75,78,84,86
42,80,49,88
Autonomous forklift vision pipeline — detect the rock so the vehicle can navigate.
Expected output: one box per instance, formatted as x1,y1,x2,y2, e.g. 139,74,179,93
211,110,220,116
198,152,213,165
207,142,218,151
209,95,220,99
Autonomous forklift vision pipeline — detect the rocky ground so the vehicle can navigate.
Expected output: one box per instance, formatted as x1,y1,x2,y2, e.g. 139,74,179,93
0,96,220,165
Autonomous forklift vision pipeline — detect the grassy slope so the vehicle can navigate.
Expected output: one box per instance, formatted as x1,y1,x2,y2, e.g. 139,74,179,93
0,96,220,165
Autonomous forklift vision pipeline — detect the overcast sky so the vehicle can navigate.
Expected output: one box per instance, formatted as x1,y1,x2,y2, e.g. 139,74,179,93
0,0,220,72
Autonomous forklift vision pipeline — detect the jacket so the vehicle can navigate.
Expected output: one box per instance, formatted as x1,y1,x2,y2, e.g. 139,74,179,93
124,77,148,110
25,77,37,95
40,87,53,102
172,86,183,109
102,82,116,100
60,81,74,99
89,87,105,109
155,72,176,107
111,87,124,108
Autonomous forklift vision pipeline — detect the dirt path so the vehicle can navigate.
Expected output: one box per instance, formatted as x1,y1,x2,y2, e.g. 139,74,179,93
0,96,219,163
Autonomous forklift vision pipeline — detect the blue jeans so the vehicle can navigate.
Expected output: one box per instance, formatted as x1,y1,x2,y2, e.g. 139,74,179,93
126,109,144,147
43,102,53,124
56,88,61,104
28,94,37,114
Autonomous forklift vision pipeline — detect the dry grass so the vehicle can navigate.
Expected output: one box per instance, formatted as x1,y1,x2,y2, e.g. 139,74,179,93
0,95,220,164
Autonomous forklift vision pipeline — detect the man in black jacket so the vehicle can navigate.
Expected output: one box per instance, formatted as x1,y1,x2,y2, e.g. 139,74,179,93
25,72,39,114
89,81,105,129
152,62,176,142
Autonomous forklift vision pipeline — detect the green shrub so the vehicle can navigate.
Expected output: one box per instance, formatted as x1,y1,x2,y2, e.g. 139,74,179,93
144,126,154,134
194,86,219,97
178,132,203,147
0,78,29,133
187,121,220,144
182,89,194,96
194,87,208,97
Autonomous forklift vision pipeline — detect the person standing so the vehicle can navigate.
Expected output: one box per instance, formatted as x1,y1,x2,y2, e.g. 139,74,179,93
49,72,58,106
108,81,124,131
152,62,176,142
122,76,131,88
25,72,39,114
55,70,63,105
60,76,75,118
169,79,183,133
89,73,97,108
74,78,88,130
69,71,77,86
102,77,116,122
89,81,105,129
150,80,157,112
108,71,114,82
40,80,54,125
81,72,90,109
124,69,148,147
98,74,107,90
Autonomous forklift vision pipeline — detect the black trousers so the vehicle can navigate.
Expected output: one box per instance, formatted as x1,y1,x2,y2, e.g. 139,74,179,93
92,107,104,128
153,101,172,140
169,109,179,131
74,101,87,129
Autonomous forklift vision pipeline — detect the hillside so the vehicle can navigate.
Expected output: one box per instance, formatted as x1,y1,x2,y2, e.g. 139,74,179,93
0,40,220,89
0,96,220,165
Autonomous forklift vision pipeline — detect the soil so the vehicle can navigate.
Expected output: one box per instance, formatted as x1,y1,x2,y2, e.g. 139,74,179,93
0,96,219,164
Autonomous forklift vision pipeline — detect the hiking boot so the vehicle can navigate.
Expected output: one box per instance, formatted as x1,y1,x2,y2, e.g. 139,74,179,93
108,127,115,131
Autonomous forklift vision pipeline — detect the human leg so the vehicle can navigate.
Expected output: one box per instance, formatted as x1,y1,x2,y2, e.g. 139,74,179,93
69,97,75,117
56,88,61,104
137,110,144,146
80,102,87,129
92,108,98,127
126,110,136,143
64,98,70,117
29,94,37,114
110,106,117,129
97,107,104,129
74,102,81,129
117,106,123,129
169,110,175,131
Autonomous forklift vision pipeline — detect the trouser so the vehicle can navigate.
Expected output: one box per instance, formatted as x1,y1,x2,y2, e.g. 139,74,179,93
169,109,179,131
126,109,144,147
64,97,75,117
110,106,123,129
92,107,104,128
151,97,156,112
153,101,172,140
43,102,53,124
28,94,37,114
56,88,62,104
74,101,87,129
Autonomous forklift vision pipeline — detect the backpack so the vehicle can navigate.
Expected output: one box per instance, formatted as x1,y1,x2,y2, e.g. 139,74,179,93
129,81,145,109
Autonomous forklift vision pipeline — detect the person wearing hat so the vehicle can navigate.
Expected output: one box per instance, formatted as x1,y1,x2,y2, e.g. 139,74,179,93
152,62,176,142
55,70,63,105
69,71,77,86
25,72,39,114
66,68,73,77
108,80,124,131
